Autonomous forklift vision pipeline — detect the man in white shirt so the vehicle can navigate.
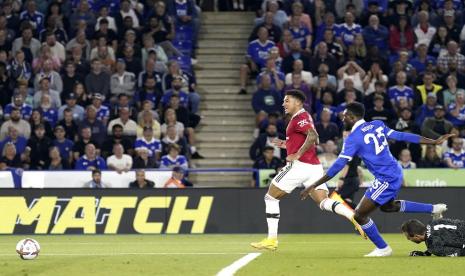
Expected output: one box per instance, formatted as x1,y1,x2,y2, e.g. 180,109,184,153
107,107,137,136
107,143,133,173
285,59,313,85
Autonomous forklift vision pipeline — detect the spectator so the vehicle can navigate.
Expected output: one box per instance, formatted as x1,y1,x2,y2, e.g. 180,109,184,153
161,124,189,156
0,108,31,140
12,24,41,63
249,124,285,161
133,146,157,169
414,11,436,48
398,148,417,169
418,145,443,168
37,94,58,127
24,124,52,170
161,108,184,138
163,166,190,188
446,90,465,128
315,108,340,144
73,82,91,107
9,50,32,88
52,125,73,167
284,59,313,86
253,145,283,172
336,78,363,105
101,123,133,159
47,146,70,170
257,57,285,91
69,1,96,36
362,62,388,96
85,59,110,99
249,12,282,44
33,77,61,108
129,169,155,189
309,42,338,76
288,15,312,54
283,74,312,112
442,11,460,42
362,15,389,54
137,110,161,140
318,140,339,170
4,93,33,121
84,169,108,188
437,41,465,74
390,107,422,163
322,28,344,63
415,72,442,106
72,126,98,161
421,104,453,139
0,142,22,170
134,126,162,160
388,71,414,113
409,43,436,74
415,92,438,127
110,58,136,101
109,93,135,121
251,74,282,115
438,75,465,107
428,26,450,58
75,143,107,170
239,27,275,94
107,107,137,136
337,61,366,93
0,126,27,156
135,75,163,111
276,29,294,58
80,106,107,147
389,15,415,53
255,0,287,29
160,143,188,170
65,31,91,61
107,143,132,174
314,11,337,45
43,32,65,63
443,137,465,168
281,40,309,74
58,108,79,142
29,108,53,138
58,93,85,122
335,11,361,48
161,76,189,110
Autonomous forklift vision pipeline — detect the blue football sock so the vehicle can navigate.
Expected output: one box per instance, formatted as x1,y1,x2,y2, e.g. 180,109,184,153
399,200,433,213
361,219,388,249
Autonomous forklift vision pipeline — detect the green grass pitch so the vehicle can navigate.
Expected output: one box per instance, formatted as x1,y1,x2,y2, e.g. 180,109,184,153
1,234,463,276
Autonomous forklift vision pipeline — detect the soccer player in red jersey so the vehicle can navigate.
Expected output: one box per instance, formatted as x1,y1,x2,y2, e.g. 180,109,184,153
251,90,365,251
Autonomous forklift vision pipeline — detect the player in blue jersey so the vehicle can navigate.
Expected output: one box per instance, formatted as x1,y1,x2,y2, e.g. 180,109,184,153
301,102,453,257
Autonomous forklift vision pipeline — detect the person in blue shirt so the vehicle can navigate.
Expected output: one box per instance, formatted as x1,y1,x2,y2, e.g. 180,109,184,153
251,74,283,115
75,143,107,170
52,125,74,166
0,126,28,156
4,94,33,121
334,11,362,48
443,137,465,169
161,76,190,109
301,102,453,257
134,127,162,160
160,143,188,170
20,0,45,35
239,27,275,94
288,15,312,53
388,71,414,113
362,15,389,54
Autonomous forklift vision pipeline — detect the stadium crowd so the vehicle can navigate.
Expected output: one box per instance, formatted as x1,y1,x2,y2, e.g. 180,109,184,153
0,0,204,177
249,0,465,177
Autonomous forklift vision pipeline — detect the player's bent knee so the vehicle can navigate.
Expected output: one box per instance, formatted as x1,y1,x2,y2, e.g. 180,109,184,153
353,210,368,224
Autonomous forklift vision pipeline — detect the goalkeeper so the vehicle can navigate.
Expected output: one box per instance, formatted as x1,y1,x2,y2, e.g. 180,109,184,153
402,218,465,257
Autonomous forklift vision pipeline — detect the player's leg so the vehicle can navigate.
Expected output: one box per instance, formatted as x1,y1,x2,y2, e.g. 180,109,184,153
380,199,447,219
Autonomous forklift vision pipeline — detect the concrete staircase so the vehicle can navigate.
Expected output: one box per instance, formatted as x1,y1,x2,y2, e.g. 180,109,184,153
191,12,256,187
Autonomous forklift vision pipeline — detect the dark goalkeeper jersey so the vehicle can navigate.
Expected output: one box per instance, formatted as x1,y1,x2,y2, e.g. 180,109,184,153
426,218,465,256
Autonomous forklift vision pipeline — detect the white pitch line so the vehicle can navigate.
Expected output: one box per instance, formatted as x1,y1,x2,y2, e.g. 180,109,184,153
0,241,406,245
216,253,261,276
0,252,249,256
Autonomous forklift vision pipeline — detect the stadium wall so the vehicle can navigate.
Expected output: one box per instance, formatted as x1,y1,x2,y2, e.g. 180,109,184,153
1,188,464,235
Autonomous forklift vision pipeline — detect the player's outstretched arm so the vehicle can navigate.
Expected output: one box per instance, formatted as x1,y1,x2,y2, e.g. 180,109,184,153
419,134,456,145
286,129,319,162
387,127,456,145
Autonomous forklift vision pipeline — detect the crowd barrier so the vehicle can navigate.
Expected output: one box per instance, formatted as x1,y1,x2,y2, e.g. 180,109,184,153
0,188,464,235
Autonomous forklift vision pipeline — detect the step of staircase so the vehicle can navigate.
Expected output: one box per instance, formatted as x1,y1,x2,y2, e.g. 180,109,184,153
197,78,241,85
198,85,255,94
199,33,249,40
197,55,245,64
198,142,251,150
196,70,238,79
191,158,253,168
200,101,251,110
198,40,246,48
190,172,253,188
201,93,252,100
197,132,252,143
198,48,246,55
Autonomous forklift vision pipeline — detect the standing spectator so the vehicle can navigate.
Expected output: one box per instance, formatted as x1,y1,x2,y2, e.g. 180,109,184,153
129,170,155,188
84,169,108,188
238,27,275,94
107,107,137,136
4,93,33,121
437,41,465,74
251,75,282,115
418,145,443,168
421,105,453,139
0,108,31,140
362,15,389,54
80,106,107,147
110,59,136,101
389,15,415,53
85,59,110,99
75,143,107,170
52,125,73,167
398,148,417,169
24,124,52,170
107,143,132,174
160,143,188,170
443,137,465,168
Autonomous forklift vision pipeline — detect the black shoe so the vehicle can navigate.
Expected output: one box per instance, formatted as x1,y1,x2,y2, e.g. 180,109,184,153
191,152,204,159
238,88,247,94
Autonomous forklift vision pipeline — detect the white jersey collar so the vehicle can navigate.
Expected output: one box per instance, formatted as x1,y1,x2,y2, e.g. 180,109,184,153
291,108,306,120
351,119,366,132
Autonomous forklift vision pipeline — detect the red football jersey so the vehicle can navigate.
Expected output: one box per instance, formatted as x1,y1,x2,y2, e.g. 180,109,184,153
286,109,320,164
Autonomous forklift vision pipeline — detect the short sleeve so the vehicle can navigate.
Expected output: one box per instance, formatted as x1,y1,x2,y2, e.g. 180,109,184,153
295,114,313,134
443,151,451,160
339,135,359,161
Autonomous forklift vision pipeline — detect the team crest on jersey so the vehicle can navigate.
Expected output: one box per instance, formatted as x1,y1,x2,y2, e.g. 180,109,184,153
297,119,309,127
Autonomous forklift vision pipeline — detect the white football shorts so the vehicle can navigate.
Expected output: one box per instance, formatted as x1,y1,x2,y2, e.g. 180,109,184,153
272,160,329,193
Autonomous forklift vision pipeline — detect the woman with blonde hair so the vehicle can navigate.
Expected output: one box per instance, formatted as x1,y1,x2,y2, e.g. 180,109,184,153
0,142,22,169
161,108,184,138
136,110,161,139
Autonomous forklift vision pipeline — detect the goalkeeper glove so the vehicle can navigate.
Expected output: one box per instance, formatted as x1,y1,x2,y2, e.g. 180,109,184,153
409,250,430,256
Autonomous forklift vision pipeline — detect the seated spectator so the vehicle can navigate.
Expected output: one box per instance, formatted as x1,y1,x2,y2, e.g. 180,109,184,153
0,142,22,170
256,57,285,91
109,93,136,121
107,107,137,137
129,169,155,189
438,75,465,107
366,94,395,124
258,112,286,135
12,23,41,63
161,124,190,157
72,127,98,161
322,28,344,63
315,108,340,144
389,15,415,53
134,126,162,160
58,93,85,122
418,145,443,168
409,43,436,75
390,107,422,163
336,78,364,105
335,11,361,48
437,41,465,74
84,169,108,188
107,143,132,174
24,124,52,170
249,12,282,44
163,166,193,188
253,145,283,172
9,50,33,88
281,40,309,74
398,148,417,169
121,45,143,77
421,104,455,139
442,10,461,42
133,147,157,169
284,59,313,86
38,94,58,127
443,137,465,168
288,15,312,54
52,125,74,167
0,108,31,140
239,27,275,94
388,71,414,114
161,76,189,110
89,93,110,125
427,26,450,58
65,31,91,62
283,74,312,112
414,11,436,48
4,93,33,121
85,59,110,99
137,110,161,140
33,58,63,93
134,75,163,111
312,65,337,91
73,82,91,107
276,30,293,58
315,90,338,124
336,89,358,121
251,74,282,115
110,58,136,102
47,146,70,170
314,12,337,45
446,91,465,128
336,61,365,93
256,0,287,29
58,108,79,142
160,143,188,170
362,15,389,54
415,92,438,127
33,77,61,108
161,108,184,138
140,35,167,69
415,72,442,106
0,126,28,156
101,124,133,159
29,110,54,139
318,140,338,170
249,124,285,161
80,106,107,147
75,143,107,170
362,62,388,97
309,42,338,76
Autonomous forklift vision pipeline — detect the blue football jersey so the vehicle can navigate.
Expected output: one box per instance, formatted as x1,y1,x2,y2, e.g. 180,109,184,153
335,23,361,46
339,120,402,182
388,85,414,104
247,40,275,69
443,150,465,168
